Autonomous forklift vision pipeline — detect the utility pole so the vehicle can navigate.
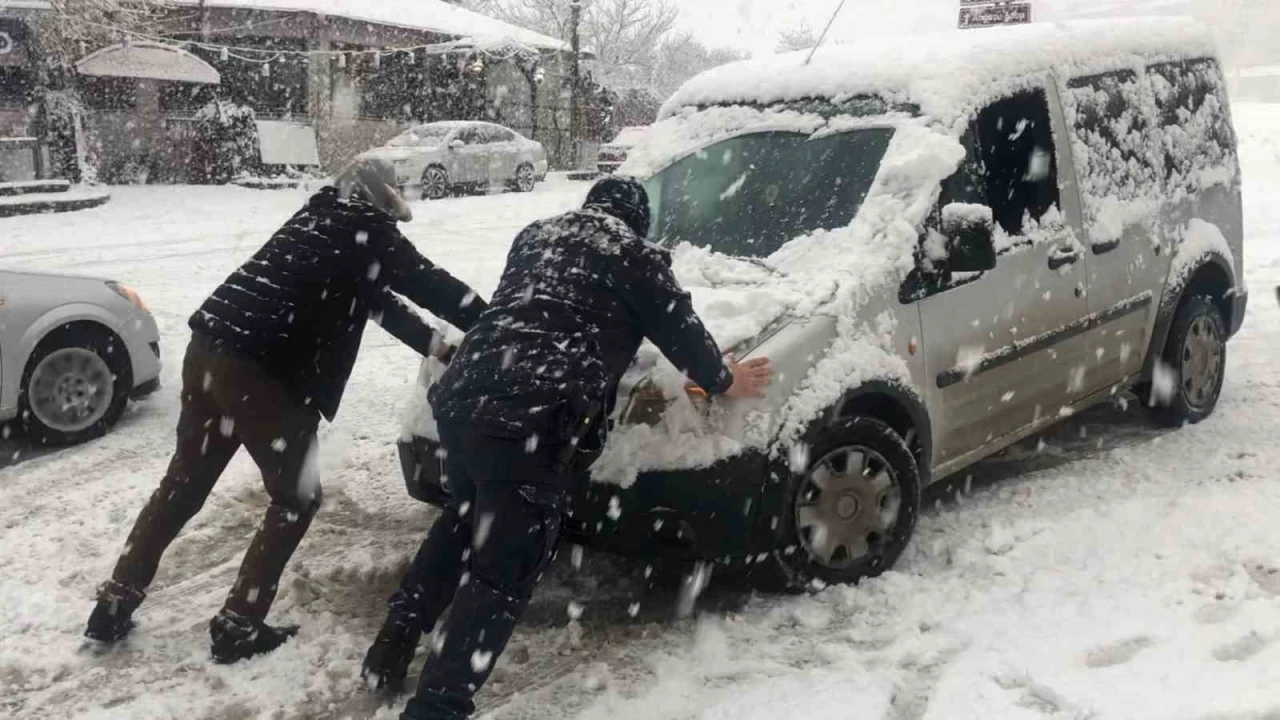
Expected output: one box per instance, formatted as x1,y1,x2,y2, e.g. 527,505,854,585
568,0,582,168
199,0,210,42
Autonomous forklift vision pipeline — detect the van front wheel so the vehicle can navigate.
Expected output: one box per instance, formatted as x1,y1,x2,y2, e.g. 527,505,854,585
754,417,920,592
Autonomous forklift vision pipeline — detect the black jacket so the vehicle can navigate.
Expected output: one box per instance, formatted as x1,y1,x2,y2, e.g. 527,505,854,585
190,187,487,421
430,208,732,446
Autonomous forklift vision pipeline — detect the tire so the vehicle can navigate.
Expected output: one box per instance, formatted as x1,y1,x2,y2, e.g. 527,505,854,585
421,166,449,200
19,324,132,446
1146,294,1226,427
752,416,921,592
513,163,537,193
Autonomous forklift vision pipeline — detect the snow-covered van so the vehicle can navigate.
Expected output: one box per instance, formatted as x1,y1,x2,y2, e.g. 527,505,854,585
399,18,1246,591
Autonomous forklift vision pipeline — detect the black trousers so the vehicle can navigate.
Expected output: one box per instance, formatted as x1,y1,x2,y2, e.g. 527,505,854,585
394,423,571,720
111,334,322,619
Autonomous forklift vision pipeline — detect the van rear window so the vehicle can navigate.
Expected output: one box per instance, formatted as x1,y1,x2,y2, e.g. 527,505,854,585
1147,58,1236,193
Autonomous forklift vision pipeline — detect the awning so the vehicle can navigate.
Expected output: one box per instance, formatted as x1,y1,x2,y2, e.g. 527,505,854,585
75,41,221,84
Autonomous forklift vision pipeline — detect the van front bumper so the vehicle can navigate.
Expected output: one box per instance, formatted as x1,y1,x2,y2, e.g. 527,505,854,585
397,436,773,563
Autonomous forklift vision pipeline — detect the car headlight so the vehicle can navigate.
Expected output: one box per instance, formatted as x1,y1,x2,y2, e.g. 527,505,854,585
107,281,148,312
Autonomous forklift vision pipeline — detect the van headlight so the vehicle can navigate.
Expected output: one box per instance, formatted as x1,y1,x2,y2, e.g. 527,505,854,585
107,281,148,312
620,378,710,426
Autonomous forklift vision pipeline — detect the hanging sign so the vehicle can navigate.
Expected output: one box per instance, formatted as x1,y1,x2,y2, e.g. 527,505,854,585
0,20,28,67
959,1,1032,29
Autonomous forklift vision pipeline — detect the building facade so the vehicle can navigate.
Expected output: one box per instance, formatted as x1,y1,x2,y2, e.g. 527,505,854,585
0,0,588,183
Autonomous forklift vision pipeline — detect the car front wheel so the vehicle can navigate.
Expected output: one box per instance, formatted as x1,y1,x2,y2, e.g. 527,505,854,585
514,163,536,193
754,416,920,592
421,166,449,200
19,324,132,446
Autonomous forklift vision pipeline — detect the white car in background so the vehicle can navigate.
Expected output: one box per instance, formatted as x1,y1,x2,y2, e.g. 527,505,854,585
0,270,161,445
597,126,650,174
360,121,549,200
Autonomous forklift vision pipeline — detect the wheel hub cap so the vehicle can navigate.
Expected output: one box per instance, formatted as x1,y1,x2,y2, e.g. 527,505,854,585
29,347,114,433
794,445,902,570
1181,314,1223,409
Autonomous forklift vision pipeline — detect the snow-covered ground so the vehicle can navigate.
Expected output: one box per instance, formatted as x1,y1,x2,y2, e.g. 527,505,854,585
3,104,1280,718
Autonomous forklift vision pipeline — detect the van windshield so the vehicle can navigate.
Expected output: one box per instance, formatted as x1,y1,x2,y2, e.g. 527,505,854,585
644,128,895,258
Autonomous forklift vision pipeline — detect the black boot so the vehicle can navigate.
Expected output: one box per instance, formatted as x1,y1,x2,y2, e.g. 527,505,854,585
209,609,298,664
85,580,146,643
362,613,422,692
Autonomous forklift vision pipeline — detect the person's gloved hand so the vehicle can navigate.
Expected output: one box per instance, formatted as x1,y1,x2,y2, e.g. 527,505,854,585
724,355,773,399
430,338,457,364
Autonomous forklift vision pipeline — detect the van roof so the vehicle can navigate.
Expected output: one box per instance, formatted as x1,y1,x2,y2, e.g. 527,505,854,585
660,17,1217,126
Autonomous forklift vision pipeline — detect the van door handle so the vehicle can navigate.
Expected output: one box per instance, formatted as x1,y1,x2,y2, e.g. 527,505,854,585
1092,239,1121,255
1048,246,1080,270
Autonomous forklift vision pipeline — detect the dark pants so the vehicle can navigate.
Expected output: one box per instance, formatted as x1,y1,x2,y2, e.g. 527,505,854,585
394,423,570,720
111,334,322,620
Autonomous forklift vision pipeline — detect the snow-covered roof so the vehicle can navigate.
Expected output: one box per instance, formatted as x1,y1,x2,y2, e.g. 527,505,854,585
661,17,1217,123
170,0,567,52
0,0,52,11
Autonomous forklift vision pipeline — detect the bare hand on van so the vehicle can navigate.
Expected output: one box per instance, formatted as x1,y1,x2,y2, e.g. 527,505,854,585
724,355,774,399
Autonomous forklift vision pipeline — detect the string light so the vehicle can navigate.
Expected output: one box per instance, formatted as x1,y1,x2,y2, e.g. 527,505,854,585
261,62,270,77
82,19,549,66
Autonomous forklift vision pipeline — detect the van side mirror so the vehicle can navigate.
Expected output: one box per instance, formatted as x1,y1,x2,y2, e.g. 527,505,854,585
449,139,466,150
940,203,997,272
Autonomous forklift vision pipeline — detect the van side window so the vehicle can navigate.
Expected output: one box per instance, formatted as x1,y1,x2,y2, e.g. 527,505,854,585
1062,70,1162,225
903,89,1062,302
1147,58,1236,194
973,89,1060,237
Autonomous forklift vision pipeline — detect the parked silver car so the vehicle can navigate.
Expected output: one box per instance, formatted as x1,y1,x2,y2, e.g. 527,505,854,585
360,121,549,200
0,270,161,445
399,19,1247,591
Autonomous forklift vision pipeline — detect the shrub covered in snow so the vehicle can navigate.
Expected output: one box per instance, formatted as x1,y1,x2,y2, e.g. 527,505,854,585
191,100,261,184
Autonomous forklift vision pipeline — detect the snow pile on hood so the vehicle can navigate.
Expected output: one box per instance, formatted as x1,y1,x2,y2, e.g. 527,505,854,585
661,17,1215,127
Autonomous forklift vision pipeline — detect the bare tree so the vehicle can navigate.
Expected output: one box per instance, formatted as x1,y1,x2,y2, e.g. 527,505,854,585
776,21,817,53
481,0,677,91
650,32,745,101
33,0,164,69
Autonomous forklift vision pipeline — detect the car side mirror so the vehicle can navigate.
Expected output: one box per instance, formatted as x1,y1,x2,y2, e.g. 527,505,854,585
449,139,466,150
940,203,997,273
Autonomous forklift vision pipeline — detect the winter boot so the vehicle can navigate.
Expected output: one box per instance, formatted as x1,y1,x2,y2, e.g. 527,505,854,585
362,612,422,692
84,580,146,643
208,609,298,664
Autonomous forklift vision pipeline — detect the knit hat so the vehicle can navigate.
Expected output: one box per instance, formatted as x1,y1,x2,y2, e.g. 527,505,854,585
583,175,651,239
336,157,413,222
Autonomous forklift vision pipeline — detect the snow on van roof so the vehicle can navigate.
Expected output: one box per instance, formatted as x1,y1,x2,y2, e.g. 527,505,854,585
660,17,1217,124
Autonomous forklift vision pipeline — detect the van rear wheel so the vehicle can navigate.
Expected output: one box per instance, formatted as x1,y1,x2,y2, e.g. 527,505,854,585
753,417,920,592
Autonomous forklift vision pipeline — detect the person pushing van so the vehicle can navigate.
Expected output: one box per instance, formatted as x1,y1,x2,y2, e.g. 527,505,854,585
85,158,488,664
362,176,774,719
